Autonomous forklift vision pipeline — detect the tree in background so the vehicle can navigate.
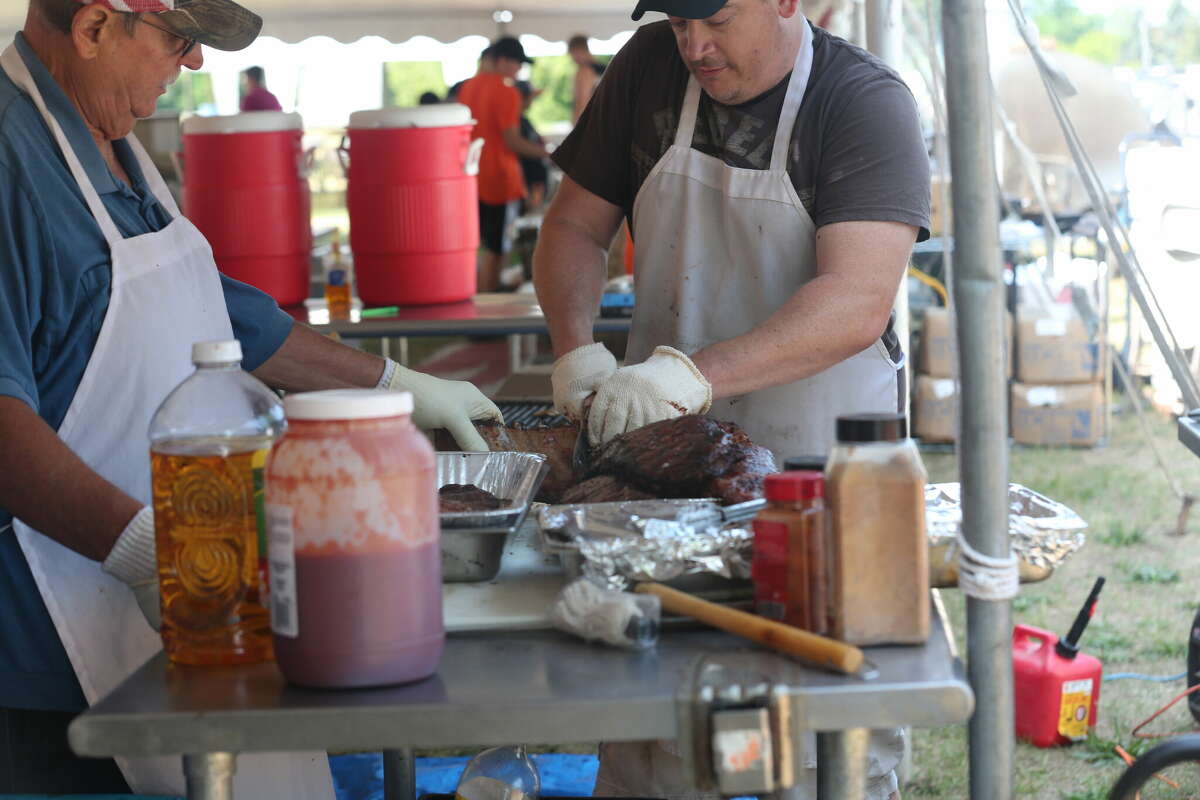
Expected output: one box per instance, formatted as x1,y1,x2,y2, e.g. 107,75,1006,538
525,53,611,129
156,73,216,114
1026,0,1200,67
382,61,448,106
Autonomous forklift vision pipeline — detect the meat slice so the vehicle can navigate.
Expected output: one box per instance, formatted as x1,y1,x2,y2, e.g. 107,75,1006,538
586,416,744,497
434,422,580,503
439,484,506,513
558,475,656,505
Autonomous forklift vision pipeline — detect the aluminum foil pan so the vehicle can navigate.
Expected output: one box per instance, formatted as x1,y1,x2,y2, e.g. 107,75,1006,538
539,498,764,591
926,482,1088,587
438,451,548,582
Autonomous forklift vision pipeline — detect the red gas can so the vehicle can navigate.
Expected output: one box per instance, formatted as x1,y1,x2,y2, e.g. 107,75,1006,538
344,105,482,306
181,112,312,306
1013,624,1102,747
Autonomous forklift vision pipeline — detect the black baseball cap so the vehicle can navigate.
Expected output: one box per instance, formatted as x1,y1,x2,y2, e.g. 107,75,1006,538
631,0,728,21
490,36,533,64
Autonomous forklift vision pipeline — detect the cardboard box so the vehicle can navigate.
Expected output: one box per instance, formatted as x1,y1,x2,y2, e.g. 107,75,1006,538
920,307,1013,379
1011,382,1104,447
1016,311,1100,384
914,375,958,442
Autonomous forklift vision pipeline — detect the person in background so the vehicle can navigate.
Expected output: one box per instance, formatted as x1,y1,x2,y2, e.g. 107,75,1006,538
514,80,548,212
448,45,496,103
567,34,605,124
0,0,501,795
239,64,281,111
458,36,549,291
418,90,441,105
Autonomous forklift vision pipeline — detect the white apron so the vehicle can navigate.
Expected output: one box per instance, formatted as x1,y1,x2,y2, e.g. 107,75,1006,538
626,19,902,460
2,43,333,798
598,24,903,800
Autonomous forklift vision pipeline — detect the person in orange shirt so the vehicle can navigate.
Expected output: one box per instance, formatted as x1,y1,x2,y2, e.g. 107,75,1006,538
459,36,549,291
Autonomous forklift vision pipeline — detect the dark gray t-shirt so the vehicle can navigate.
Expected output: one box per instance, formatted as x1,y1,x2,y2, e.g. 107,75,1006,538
552,19,931,241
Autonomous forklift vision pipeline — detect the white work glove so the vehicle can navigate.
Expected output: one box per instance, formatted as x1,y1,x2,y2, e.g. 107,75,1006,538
589,346,713,446
380,358,503,451
550,342,618,420
101,506,161,631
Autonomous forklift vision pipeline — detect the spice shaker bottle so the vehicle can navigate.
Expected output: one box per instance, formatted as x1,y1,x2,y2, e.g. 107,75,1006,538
827,413,930,646
265,389,442,688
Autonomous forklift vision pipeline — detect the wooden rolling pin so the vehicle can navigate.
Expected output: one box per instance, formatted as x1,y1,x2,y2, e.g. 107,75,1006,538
636,582,866,676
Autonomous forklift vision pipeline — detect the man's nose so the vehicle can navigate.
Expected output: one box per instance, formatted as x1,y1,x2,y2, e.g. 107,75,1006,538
183,45,204,71
680,21,715,63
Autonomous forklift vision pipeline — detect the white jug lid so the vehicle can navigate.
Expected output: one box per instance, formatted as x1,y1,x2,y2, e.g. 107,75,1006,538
349,104,473,130
182,111,304,135
284,389,414,420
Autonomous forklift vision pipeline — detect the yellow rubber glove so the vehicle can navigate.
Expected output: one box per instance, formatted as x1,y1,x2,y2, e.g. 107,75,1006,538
588,346,712,446
384,360,503,451
550,343,618,421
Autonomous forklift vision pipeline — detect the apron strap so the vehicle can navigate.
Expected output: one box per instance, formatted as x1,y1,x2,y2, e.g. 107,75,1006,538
0,44,126,246
769,19,815,171
125,132,182,218
674,77,703,149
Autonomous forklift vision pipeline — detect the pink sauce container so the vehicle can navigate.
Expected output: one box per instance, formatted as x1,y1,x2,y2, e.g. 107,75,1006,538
265,389,442,688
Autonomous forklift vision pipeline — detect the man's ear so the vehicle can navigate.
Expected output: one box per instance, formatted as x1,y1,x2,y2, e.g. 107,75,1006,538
71,4,113,61
778,0,802,19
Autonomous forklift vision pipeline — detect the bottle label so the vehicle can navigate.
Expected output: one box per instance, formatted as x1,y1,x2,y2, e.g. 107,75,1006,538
266,504,298,638
252,448,270,598
1057,678,1093,740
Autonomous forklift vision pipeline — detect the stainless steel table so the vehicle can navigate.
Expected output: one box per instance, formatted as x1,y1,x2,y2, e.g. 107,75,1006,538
69,599,972,800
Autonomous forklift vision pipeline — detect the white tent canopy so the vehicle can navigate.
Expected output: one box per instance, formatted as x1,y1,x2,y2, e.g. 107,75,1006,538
0,1,643,46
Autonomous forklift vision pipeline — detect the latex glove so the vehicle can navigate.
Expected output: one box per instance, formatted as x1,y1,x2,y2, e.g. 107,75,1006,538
101,506,161,631
589,346,712,446
550,342,618,421
383,359,503,451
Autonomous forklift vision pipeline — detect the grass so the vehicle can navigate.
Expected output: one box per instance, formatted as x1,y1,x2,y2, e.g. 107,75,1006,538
907,404,1200,800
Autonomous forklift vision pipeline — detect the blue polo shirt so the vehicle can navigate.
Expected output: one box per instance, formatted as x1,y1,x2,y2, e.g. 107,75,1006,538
0,34,295,711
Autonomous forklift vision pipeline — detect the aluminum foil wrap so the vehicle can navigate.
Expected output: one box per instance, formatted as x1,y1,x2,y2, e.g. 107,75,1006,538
538,499,762,591
926,482,1088,586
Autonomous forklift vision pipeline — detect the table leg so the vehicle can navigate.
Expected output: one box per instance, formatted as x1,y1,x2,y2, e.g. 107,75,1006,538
383,747,417,800
816,729,868,800
508,334,522,373
183,752,236,800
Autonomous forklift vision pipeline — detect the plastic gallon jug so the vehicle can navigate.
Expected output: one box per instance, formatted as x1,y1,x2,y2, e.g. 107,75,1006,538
265,389,442,688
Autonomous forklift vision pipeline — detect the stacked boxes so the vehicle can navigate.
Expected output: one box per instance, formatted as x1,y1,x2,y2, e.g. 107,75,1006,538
1011,310,1104,446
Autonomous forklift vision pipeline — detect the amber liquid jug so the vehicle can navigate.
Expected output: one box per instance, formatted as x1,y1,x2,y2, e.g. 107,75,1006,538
149,340,285,665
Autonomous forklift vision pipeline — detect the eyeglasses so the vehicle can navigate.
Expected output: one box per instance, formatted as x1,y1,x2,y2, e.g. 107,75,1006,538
136,16,198,59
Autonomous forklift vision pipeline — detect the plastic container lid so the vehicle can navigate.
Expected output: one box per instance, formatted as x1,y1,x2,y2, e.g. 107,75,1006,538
348,104,473,129
764,471,824,502
836,413,908,443
284,389,413,420
181,111,303,135
192,339,242,365
782,455,826,472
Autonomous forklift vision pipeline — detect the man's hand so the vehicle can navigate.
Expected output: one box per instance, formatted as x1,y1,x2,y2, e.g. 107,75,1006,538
101,506,161,630
588,347,712,446
386,364,503,451
551,342,617,420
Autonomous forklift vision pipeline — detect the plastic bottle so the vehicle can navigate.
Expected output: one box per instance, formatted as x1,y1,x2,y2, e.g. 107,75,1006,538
753,472,829,633
826,413,930,646
148,339,285,665
455,745,541,800
265,389,442,688
324,232,352,321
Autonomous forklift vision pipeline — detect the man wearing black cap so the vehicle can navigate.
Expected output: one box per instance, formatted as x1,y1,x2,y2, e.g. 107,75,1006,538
535,0,928,796
459,35,550,290
0,0,500,794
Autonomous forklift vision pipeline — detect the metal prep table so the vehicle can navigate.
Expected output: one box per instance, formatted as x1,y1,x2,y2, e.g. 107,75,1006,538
69,520,974,800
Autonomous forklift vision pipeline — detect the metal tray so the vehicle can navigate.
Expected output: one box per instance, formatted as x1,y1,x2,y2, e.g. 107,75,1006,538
438,451,548,582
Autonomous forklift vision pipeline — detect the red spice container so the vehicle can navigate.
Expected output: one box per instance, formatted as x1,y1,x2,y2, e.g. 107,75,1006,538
752,472,827,628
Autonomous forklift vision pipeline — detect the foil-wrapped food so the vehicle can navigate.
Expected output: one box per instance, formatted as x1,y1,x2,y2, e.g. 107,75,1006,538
539,484,1087,591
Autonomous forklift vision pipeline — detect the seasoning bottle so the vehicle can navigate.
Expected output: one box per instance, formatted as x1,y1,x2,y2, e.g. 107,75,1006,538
148,339,285,665
787,473,829,635
265,389,442,688
753,472,811,623
826,413,930,646
324,232,351,321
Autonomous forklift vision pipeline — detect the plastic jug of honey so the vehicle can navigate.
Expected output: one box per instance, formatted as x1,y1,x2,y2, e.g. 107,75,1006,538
1013,578,1105,747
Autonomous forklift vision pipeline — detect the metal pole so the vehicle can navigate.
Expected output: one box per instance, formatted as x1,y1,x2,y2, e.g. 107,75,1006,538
942,0,1014,797
815,729,869,800
383,747,417,800
183,752,236,800
865,0,903,68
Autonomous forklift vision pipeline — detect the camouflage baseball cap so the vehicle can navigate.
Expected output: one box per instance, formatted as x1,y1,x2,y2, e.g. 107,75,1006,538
76,0,263,52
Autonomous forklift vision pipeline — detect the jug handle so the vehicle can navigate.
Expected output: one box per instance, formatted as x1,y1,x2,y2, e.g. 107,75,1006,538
1012,624,1050,650
464,138,484,177
337,135,350,176
299,146,317,179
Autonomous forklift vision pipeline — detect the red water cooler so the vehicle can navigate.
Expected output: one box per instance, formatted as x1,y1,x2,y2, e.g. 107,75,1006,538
181,112,312,306
343,105,482,306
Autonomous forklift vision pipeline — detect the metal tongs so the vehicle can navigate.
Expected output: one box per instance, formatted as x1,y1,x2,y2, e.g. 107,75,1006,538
571,396,595,474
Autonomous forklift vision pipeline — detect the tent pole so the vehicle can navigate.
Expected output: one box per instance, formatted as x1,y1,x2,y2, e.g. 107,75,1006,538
942,0,1013,797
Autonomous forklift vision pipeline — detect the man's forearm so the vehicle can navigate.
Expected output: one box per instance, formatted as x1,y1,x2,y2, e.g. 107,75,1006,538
0,397,139,561
532,216,610,357
252,322,386,392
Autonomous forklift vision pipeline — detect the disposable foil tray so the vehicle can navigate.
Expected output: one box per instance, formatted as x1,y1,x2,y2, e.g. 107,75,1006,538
438,451,548,582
